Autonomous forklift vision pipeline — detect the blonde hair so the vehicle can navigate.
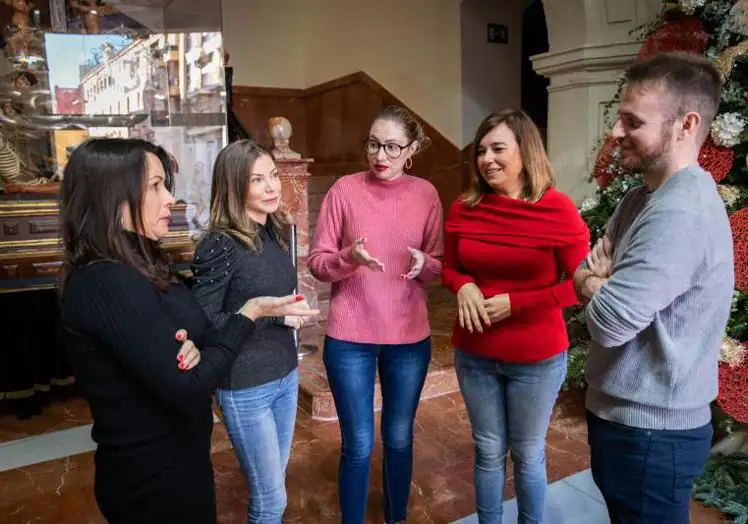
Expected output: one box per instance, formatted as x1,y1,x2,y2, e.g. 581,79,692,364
207,139,291,252
462,109,555,207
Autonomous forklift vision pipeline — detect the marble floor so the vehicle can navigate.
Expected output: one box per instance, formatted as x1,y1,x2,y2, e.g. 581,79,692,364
0,288,728,522
456,469,727,524
0,389,726,523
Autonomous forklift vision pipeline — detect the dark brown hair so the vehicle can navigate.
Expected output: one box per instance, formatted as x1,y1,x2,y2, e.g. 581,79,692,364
374,105,431,153
625,52,721,137
207,139,291,252
462,109,555,207
60,138,175,290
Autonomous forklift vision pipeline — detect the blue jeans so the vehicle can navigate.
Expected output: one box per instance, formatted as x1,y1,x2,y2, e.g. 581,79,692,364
216,368,299,524
587,411,712,524
455,349,567,524
323,336,432,524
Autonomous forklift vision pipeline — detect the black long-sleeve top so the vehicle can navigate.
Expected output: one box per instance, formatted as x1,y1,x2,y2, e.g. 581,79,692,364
191,226,298,390
61,261,256,450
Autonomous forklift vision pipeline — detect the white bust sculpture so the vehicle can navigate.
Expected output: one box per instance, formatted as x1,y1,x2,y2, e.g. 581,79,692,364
267,116,301,160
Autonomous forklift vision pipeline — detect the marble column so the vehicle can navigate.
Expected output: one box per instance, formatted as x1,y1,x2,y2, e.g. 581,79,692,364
531,0,662,202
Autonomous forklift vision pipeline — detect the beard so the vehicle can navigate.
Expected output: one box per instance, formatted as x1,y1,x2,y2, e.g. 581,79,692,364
618,127,672,174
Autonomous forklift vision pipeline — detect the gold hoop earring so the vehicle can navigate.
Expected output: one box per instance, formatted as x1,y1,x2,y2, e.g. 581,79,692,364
405,157,413,170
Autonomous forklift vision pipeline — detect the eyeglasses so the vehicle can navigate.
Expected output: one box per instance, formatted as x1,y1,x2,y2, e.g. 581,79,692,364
363,138,412,159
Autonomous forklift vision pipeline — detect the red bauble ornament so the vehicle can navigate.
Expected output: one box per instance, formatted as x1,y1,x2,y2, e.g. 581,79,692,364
698,136,734,183
636,17,709,63
593,136,622,188
730,208,748,292
717,360,748,423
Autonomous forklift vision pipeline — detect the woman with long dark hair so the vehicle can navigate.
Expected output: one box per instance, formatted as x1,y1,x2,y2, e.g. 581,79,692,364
191,140,300,523
59,138,318,524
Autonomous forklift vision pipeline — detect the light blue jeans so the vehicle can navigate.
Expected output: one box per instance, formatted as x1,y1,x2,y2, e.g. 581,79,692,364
455,349,567,524
216,368,298,524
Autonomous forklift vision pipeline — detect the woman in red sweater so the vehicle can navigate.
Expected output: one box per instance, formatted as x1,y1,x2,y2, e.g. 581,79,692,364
443,110,590,523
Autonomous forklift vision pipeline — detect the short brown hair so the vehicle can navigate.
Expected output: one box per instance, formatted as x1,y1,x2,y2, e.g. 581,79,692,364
461,109,555,207
207,139,291,252
625,52,721,136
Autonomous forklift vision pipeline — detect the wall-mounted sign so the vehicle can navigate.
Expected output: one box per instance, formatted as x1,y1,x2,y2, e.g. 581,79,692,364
487,23,508,44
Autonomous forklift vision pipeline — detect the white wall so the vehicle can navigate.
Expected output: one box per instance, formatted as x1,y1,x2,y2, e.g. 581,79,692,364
221,0,305,89
303,0,462,146
220,0,463,146
460,0,524,147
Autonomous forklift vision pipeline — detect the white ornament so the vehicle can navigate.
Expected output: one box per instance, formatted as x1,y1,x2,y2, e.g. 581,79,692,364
679,0,705,15
729,0,748,37
580,197,599,213
719,336,746,368
711,112,746,148
717,184,740,207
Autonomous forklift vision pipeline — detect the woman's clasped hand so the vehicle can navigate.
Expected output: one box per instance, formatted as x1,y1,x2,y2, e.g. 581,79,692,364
457,283,490,333
457,283,513,333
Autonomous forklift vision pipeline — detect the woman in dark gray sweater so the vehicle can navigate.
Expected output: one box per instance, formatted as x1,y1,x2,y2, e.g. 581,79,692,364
191,140,302,524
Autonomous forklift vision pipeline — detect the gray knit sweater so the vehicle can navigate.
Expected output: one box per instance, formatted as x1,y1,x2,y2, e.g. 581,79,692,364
585,165,734,430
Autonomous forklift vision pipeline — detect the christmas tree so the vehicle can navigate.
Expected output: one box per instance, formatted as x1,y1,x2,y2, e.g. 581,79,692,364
565,0,748,520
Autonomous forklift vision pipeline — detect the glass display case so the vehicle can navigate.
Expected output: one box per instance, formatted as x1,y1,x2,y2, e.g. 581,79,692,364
0,0,228,290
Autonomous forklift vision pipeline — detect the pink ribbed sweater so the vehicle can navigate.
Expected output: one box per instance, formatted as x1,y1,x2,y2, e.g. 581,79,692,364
308,171,444,345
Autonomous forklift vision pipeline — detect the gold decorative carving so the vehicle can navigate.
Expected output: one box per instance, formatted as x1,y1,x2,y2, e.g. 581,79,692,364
31,261,62,276
28,219,58,235
2,222,19,235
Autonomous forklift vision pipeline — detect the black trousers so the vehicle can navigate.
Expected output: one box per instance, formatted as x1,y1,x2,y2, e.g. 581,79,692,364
94,440,217,524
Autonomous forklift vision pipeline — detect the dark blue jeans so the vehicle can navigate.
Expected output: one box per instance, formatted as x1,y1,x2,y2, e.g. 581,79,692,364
323,336,432,524
587,411,713,524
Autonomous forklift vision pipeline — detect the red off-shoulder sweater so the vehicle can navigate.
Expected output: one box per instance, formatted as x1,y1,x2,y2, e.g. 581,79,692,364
442,188,590,363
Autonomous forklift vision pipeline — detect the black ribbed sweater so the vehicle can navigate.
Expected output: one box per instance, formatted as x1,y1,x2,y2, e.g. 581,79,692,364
61,260,255,523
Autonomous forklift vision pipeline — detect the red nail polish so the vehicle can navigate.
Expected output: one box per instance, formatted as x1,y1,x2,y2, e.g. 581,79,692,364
295,295,304,302
179,363,185,370
177,355,183,362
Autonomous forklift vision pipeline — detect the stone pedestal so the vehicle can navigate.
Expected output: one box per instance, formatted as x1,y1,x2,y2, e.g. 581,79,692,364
276,158,321,314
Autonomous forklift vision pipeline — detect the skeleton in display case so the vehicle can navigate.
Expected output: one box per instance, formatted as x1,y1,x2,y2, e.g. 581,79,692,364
0,70,59,192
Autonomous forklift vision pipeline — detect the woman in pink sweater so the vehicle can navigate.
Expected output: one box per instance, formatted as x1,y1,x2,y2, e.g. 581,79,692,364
308,106,443,524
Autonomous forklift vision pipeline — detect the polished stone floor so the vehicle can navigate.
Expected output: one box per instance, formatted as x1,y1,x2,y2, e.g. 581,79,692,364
0,389,726,523
0,286,727,523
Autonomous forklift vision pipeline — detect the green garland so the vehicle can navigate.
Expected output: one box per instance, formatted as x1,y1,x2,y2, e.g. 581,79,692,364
693,453,748,523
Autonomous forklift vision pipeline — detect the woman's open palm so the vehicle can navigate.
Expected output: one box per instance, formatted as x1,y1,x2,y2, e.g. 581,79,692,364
351,238,385,272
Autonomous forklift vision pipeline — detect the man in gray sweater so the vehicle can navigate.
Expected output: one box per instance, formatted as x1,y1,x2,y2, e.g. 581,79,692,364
573,52,734,523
